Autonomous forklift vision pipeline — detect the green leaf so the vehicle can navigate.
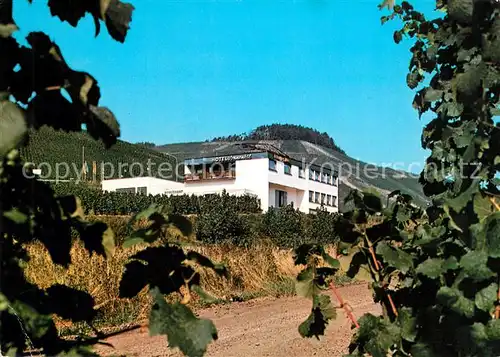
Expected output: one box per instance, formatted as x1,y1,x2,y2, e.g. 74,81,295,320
424,88,443,102
102,0,135,43
459,251,494,282
149,288,217,357
321,252,340,269
355,314,401,357
437,286,475,318
0,98,27,159
298,294,336,339
474,194,493,221
416,258,445,279
87,105,120,148
447,179,480,213
486,319,500,340
296,267,323,299
376,242,413,273
3,209,28,224
363,190,383,213
448,0,473,24
484,212,500,258
475,283,497,312
398,308,417,342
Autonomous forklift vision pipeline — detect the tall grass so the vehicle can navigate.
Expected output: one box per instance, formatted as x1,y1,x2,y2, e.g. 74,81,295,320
24,240,307,332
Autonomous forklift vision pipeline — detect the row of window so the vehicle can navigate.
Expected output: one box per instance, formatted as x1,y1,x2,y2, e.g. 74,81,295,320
309,169,337,186
308,191,337,207
269,160,337,185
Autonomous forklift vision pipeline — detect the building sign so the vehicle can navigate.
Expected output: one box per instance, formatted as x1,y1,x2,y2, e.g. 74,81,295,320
269,153,290,163
213,154,252,162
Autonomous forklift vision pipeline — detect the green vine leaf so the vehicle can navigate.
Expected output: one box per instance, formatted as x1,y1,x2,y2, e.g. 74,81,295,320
376,242,413,273
415,258,446,279
149,288,218,357
0,98,27,159
437,286,475,318
298,294,336,339
296,267,323,299
474,194,494,221
397,308,417,342
459,251,494,282
475,283,497,313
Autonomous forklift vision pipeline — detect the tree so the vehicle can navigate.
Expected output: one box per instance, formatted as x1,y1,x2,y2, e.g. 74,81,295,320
294,0,500,355
0,2,225,356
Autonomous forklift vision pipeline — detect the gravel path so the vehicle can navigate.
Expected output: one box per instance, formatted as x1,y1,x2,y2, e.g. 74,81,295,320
95,283,380,357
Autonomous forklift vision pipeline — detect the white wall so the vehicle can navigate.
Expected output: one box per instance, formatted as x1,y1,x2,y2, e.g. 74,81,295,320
102,177,183,195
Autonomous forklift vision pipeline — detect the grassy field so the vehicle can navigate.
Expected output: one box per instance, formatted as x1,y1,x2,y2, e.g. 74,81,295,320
25,240,339,334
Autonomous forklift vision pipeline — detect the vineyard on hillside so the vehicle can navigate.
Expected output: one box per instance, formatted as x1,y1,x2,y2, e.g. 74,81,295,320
20,126,176,180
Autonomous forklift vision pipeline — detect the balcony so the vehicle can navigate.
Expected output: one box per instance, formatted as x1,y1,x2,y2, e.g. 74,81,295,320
184,170,236,182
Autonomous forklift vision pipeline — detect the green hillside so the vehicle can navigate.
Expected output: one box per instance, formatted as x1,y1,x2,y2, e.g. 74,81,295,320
20,126,177,181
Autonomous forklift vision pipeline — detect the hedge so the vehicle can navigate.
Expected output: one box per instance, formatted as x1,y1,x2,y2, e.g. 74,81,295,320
50,183,261,215
88,205,340,249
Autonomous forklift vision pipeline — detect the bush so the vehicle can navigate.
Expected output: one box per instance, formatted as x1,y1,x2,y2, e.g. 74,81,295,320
305,207,340,245
195,194,250,245
50,183,261,215
260,205,306,248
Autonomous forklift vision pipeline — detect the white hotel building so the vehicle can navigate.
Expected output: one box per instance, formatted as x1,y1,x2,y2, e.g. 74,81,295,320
102,146,339,213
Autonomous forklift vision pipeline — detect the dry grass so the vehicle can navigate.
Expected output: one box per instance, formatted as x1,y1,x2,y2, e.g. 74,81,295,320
24,240,308,332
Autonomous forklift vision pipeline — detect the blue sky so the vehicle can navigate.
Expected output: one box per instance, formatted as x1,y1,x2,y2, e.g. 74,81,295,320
14,1,437,172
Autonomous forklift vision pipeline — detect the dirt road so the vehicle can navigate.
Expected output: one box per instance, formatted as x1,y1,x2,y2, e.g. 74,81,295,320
96,283,379,357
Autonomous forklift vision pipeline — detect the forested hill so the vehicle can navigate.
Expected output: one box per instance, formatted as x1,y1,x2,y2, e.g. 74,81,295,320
210,124,345,154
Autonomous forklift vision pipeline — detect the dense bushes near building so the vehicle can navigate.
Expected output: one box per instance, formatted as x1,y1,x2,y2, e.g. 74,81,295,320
260,205,340,248
50,183,261,215
85,205,340,248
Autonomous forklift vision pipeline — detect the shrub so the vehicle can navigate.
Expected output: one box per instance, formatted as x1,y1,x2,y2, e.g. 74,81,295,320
305,207,340,245
195,196,249,245
260,205,307,248
50,183,261,215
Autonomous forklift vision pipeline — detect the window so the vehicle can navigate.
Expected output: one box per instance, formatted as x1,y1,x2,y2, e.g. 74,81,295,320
332,196,337,206
314,170,320,181
116,187,135,194
321,193,326,205
315,192,320,203
332,175,338,186
309,208,317,214
309,190,314,202
275,190,287,207
299,167,305,178
284,163,292,175
269,159,277,171
137,186,147,195
325,173,330,184
309,169,314,180
327,194,331,206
